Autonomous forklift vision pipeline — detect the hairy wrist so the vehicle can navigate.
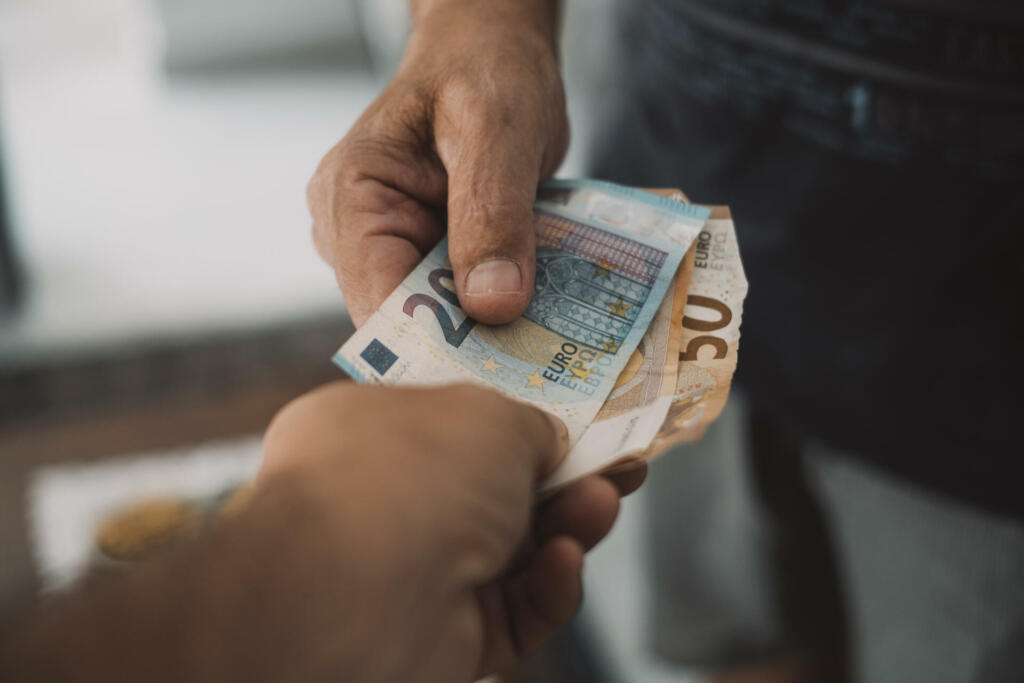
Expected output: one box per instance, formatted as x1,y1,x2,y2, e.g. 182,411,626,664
411,0,559,30
408,0,561,61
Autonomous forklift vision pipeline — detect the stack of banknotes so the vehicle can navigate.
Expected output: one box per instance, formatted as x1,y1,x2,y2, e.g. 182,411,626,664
335,179,748,491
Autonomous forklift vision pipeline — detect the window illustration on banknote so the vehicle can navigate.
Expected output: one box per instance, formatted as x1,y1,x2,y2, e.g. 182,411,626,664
525,211,666,352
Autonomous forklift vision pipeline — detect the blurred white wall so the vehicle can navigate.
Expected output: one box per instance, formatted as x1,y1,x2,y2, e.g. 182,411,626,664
0,0,623,361
157,0,364,71
0,0,159,65
0,0,161,100
0,0,368,362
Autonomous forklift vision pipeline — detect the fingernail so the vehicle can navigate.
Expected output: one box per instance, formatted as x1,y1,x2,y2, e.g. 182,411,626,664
465,259,522,296
604,457,644,475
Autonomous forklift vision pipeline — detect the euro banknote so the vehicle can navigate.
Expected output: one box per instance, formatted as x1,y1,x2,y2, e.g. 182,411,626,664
334,179,746,489
646,202,747,454
533,180,708,488
535,183,747,473
334,202,687,445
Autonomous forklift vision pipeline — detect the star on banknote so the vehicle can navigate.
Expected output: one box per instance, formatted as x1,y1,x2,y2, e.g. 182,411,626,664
607,297,632,318
592,258,614,279
524,370,549,390
480,356,503,373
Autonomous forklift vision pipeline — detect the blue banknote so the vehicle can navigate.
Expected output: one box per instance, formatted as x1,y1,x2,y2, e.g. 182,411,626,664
334,199,686,444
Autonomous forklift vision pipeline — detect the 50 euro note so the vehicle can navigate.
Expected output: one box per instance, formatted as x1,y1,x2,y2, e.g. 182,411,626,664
334,201,688,451
644,202,748,454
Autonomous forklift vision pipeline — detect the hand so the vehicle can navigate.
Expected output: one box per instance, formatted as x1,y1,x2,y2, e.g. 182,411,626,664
308,0,569,326
257,382,643,682
0,382,645,682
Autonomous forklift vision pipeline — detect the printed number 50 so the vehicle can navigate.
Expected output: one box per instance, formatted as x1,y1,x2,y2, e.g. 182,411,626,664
403,268,477,348
679,294,731,361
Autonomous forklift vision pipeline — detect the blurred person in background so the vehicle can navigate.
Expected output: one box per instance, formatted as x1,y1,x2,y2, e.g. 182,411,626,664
1,383,644,681
308,0,1024,681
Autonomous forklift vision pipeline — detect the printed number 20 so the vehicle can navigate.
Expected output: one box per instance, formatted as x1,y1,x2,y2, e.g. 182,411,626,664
402,269,477,348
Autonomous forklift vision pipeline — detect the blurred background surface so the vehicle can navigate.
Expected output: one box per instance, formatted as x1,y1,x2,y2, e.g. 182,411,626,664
0,0,698,681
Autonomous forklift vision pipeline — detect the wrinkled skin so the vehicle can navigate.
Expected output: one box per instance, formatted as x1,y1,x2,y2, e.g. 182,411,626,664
308,1,569,326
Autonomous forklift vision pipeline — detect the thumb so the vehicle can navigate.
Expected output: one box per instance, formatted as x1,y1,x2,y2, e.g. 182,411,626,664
437,116,542,325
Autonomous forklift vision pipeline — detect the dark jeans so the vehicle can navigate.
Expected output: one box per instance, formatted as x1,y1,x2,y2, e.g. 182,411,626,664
590,76,1024,518
590,16,1024,675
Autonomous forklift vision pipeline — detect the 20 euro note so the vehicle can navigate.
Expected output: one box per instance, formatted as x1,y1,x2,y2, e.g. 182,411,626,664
334,202,686,448
533,180,709,487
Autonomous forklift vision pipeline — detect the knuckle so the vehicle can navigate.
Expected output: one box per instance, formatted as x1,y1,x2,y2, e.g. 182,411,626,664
306,143,378,257
305,169,324,210
439,383,494,408
443,67,533,130
510,407,546,448
264,383,349,457
315,147,364,196
440,384,513,428
311,221,329,259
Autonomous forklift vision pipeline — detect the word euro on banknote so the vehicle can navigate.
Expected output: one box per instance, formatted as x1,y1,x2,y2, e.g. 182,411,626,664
334,201,686,448
645,201,747,454
534,180,710,487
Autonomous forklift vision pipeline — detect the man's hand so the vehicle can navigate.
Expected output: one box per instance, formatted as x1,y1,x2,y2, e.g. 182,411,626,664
308,0,568,326
258,383,637,681
1,383,644,683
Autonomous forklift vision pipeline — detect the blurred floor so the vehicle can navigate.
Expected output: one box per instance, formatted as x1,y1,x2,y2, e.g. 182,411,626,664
0,315,351,625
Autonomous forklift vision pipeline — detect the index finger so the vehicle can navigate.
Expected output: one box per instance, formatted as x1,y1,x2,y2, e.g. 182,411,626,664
308,118,448,326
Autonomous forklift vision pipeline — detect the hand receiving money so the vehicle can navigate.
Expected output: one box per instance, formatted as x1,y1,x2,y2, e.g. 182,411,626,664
257,382,634,681
4,383,643,683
